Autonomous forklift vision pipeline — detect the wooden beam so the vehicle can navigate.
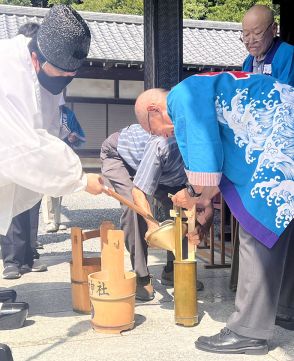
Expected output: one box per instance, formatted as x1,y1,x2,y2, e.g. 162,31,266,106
273,0,294,45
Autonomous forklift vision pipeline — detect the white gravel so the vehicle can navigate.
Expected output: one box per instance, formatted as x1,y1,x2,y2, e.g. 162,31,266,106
38,192,122,256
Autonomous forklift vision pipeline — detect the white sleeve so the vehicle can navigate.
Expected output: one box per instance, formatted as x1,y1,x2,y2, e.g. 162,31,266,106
0,104,86,197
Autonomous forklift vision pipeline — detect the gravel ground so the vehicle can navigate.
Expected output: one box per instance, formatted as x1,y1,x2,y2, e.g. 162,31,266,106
37,192,122,257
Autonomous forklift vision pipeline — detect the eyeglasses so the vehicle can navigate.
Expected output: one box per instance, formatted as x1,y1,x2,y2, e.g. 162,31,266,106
240,22,274,44
147,112,154,135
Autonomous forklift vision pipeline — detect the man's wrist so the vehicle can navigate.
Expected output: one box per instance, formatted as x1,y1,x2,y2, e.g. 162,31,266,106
185,182,202,198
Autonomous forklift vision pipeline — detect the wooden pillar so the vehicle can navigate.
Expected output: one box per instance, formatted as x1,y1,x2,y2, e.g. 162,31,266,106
143,0,183,90
273,0,294,45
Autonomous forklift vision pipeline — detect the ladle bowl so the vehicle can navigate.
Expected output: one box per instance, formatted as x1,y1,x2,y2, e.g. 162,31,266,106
146,220,188,252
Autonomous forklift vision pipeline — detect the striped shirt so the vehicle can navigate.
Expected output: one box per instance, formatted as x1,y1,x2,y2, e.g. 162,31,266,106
252,57,265,74
117,124,187,195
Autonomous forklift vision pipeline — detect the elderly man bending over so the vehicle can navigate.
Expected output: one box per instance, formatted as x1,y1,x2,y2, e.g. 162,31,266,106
100,124,206,301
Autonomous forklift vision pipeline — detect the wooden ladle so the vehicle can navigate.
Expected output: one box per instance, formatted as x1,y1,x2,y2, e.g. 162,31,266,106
102,186,159,226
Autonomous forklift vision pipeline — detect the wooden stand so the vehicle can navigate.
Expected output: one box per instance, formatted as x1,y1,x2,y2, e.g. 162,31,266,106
203,196,231,269
70,227,101,314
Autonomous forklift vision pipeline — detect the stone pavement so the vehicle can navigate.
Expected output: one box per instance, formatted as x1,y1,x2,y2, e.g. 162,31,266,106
0,192,294,361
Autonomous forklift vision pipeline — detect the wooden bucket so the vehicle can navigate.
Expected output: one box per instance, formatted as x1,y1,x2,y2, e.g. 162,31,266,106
70,227,101,314
88,222,136,334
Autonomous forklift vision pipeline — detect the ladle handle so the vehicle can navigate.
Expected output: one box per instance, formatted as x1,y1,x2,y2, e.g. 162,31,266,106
103,186,159,225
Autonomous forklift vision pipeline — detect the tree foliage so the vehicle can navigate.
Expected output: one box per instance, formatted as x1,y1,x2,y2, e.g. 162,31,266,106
0,0,31,6
205,0,274,22
184,0,212,20
73,0,143,15
48,0,79,6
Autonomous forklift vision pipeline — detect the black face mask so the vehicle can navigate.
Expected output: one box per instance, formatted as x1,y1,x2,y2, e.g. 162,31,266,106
37,67,74,95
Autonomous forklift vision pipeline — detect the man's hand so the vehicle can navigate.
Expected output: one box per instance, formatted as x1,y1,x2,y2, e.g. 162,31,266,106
187,223,205,246
172,188,197,209
85,173,104,195
173,185,220,210
187,201,214,245
145,223,160,241
196,201,214,229
67,133,77,143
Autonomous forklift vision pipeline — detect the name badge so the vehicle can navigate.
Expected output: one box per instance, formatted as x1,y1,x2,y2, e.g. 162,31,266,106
263,64,272,75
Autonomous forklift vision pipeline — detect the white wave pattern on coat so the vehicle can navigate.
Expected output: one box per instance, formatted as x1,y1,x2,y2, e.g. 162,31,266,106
215,81,294,229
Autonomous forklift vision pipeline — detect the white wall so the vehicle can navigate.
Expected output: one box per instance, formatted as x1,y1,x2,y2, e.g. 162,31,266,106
70,103,136,150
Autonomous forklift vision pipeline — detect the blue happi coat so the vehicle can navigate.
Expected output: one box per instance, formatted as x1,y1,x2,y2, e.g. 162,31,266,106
167,71,294,248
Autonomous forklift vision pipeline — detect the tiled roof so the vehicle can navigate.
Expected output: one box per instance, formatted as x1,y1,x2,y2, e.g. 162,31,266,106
0,4,247,68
